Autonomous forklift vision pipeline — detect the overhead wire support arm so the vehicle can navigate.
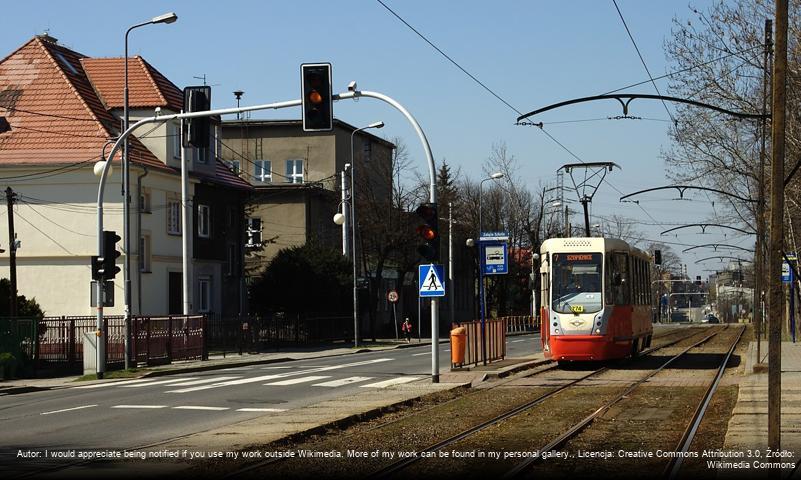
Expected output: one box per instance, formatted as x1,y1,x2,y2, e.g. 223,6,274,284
682,244,754,254
660,224,756,236
516,93,769,123
694,256,749,265
619,185,757,204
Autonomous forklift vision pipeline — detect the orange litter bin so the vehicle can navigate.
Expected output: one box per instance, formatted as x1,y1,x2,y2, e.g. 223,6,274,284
450,326,467,367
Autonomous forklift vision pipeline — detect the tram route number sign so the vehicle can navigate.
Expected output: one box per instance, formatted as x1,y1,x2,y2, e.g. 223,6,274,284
387,289,399,303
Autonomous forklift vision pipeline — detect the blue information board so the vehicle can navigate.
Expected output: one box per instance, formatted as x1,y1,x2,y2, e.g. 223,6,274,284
481,240,508,275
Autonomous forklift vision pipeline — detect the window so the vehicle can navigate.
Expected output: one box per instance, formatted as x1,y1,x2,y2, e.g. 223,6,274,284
363,140,372,163
195,147,209,165
286,159,304,183
139,188,151,214
606,252,630,305
172,123,181,159
247,218,262,247
254,160,271,182
198,204,211,238
551,253,603,314
227,244,237,276
198,277,212,313
225,160,241,175
167,200,181,235
139,234,151,272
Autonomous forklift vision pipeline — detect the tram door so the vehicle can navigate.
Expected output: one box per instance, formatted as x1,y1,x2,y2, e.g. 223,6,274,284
540,267,550,355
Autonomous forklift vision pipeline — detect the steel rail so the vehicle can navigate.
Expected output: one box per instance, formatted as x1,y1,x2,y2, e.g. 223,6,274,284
366,328,707,479
664,325,746,479
503,326,726,478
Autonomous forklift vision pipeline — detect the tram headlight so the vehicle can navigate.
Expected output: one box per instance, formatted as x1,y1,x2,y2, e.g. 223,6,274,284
595,328,601,334
554,328,560,334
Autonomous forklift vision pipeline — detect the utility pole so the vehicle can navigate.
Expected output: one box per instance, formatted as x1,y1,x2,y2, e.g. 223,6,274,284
448,202,455,325
5,187,17,317
769,1,787,455
755,18,772,367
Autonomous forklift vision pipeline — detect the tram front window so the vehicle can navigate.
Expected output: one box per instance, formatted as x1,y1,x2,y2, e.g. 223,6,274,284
552,253,603,314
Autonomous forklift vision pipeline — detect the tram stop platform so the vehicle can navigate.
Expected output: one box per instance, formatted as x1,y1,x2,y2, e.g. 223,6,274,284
723,340,801,465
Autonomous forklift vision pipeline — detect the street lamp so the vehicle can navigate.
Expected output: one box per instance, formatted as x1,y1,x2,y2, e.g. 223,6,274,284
123,12,178,369
478,172,504,365
348,121,384,347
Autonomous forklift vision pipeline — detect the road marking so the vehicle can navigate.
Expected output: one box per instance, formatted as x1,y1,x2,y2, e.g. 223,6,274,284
313,376,373,387
220,366,256,371
360,377,421,388
511,339,526,343
41,405,97,415
166,358,393,394
264,375,331,386
260,366,293,369
236,408,286,412
73,379,159,389
111,405,168,409
172,406,229,411
411,352,429,357
166,376,241,387
119,378,199,388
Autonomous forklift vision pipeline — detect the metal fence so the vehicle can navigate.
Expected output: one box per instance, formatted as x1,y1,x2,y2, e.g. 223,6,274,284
504,315,537,334
457,318,507,367
1,315,204,376
205,313,353,354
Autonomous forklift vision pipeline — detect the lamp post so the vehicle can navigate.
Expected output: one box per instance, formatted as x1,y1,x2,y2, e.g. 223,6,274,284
123,12,177,370
478,172,504,365
348,121,383,347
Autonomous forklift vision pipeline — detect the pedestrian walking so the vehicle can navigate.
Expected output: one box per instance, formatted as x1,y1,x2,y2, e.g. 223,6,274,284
401,317,412,343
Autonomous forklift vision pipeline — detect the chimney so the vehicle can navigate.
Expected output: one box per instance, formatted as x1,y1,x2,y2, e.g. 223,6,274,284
36,32,59,44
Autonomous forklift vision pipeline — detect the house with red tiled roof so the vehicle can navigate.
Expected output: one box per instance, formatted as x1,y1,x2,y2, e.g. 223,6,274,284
0,34,251,317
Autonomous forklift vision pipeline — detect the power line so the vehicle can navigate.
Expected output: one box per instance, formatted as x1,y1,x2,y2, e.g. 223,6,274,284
611,0,675,124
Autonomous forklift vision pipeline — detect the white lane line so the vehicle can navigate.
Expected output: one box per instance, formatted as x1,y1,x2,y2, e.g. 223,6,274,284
264,375,331,386
111,405,168,409
260,366,293,370
173,406,229,411
360,377,421,388
119,378,199,388
511,339,526,343
236,408,286,412
166,376,241,387
73,379,157,389
411,352,429,357
313,376,373,387
166,358,393,394
41,405,98,416
220,366,256,371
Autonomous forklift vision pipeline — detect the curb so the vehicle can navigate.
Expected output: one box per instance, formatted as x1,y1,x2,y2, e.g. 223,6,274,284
486,358,553,379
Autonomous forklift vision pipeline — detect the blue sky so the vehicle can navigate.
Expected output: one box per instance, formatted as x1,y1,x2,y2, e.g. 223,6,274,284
3,0,756,279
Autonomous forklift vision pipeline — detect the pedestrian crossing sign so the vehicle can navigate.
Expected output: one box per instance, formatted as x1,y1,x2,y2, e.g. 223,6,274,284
418,264,446,297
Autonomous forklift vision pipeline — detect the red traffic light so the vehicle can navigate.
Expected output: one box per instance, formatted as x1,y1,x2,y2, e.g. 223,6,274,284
309,90,322,104
416,224,436,241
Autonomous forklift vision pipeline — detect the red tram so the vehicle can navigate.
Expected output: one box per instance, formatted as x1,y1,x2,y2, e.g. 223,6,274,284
539,237,653,361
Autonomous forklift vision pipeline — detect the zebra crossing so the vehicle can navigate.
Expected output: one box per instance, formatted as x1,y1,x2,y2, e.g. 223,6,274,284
72,357,421,394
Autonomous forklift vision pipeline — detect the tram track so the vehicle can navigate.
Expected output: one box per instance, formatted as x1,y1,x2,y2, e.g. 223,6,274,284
218,326,706,479
501,325,735,478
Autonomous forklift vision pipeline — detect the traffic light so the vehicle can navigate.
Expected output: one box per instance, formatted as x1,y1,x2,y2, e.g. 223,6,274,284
183,86,211,148
654,249,662,265
415,202,439,262
301,63,333,132
100,230,121,280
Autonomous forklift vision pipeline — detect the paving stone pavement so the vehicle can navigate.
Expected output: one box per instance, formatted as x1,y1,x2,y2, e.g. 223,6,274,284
721,341,801,478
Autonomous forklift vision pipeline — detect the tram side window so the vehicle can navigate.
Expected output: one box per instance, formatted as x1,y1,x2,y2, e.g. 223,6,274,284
607,252,630,305
636,258,644,305
541,271,550,308
633,258,641,305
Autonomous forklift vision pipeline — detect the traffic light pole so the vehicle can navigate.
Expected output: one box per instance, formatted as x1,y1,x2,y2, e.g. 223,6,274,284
96,87,439,382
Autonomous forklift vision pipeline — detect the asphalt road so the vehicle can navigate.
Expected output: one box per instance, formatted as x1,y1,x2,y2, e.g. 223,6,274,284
0,334,540,461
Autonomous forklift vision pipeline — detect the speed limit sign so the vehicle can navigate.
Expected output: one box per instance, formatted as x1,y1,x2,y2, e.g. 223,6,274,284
387,289,399,303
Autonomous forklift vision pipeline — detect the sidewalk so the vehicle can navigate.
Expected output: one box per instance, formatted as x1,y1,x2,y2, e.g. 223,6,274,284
723,341,801,453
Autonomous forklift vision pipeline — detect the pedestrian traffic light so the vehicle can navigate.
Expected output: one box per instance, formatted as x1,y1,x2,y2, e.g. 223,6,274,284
415,202,439,262
100,230,121,280
301,63,333,132
183,86,211,148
